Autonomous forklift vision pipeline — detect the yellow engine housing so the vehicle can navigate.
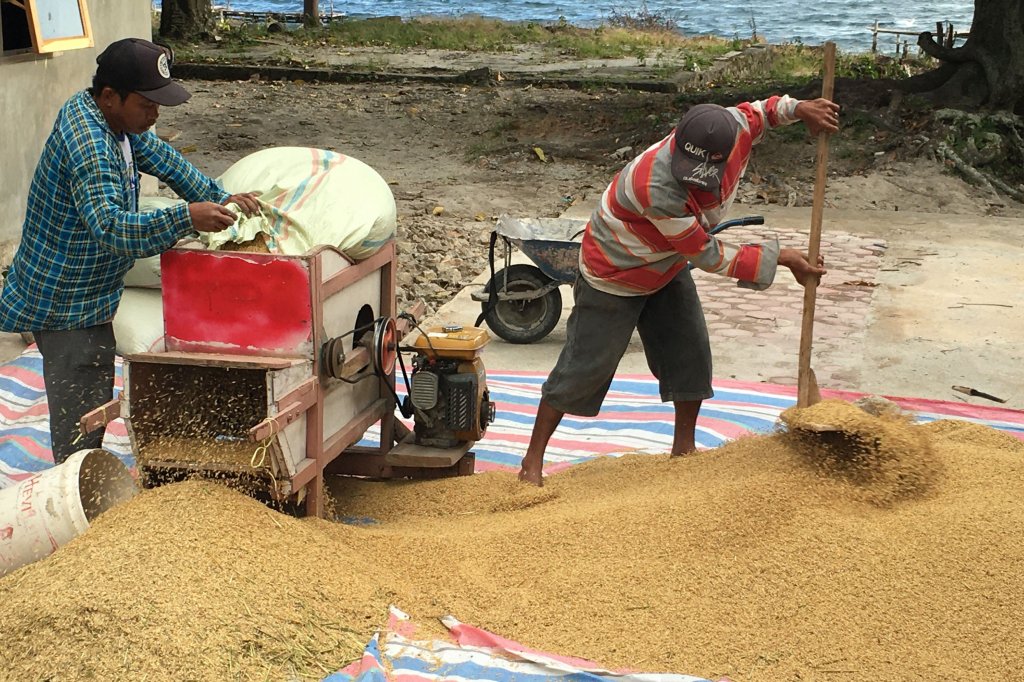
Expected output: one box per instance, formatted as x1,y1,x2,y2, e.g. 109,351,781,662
409,325,494,446
412,326,490,361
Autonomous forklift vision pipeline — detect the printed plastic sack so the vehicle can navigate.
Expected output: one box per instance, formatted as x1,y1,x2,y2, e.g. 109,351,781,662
112,288,165,355
211,147,397,260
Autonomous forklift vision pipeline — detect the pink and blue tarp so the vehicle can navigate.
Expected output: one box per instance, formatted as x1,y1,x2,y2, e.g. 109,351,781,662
1,345,1022,489
326,607,718,682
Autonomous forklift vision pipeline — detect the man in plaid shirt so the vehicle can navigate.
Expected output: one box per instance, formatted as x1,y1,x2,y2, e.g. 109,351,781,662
0,38,260,464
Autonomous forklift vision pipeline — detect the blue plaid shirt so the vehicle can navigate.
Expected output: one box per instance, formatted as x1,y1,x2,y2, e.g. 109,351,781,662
0,90,229,332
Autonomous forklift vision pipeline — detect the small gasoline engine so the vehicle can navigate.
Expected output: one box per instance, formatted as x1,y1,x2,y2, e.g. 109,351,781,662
323,318,495,450
405,325,495,448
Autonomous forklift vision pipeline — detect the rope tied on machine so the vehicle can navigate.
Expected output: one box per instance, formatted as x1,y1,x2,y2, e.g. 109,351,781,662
249,416,281,491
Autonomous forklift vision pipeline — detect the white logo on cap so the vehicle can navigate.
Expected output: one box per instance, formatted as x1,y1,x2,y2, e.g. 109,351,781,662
683,142,708,159
157,53,171,79
686,161,720,184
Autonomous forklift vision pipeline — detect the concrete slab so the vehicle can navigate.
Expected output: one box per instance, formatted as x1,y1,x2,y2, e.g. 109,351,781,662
421,204,1023,409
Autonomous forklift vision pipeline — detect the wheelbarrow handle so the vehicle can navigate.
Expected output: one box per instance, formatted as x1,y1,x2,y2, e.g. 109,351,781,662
709,215,764,235
686,215,766,272
565,216,762,240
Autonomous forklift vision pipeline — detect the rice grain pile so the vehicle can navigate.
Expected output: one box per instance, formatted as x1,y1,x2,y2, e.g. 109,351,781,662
1,402,1022,681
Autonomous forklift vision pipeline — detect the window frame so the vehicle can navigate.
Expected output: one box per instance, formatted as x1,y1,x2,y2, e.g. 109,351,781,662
0,0,93,56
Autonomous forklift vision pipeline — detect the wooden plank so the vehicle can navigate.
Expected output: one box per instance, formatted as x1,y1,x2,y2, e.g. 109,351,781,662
126,351,303,370
322,241,395,298
385,434,471,468
377,241,398,454
393,419,412,441
140,459,264,475
395,300,426,340
339,346,370,378
872,27,920,35
316,248,356,285
305,252,326,518
326,451,476,479
289,456,319,491
324,452,392,477
79,398,121,436
249,377,319,441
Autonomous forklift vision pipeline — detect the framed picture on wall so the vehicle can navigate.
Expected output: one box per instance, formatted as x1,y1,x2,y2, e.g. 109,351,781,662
16,0,93,53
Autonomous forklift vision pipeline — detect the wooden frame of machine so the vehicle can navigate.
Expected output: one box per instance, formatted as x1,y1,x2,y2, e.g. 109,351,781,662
82,241,494,517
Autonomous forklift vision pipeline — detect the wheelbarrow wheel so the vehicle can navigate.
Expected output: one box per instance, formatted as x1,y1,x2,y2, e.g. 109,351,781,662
482,264,562,344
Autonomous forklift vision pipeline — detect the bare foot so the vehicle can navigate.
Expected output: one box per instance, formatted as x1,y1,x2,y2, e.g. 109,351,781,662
669,445,697,458
518,466,544,486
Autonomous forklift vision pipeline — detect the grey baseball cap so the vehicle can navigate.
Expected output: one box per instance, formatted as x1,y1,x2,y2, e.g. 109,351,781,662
95,38,191,106
670,103,738,193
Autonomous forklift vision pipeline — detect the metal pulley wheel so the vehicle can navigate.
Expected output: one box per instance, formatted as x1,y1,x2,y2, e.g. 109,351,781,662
322,335,348,380
370,316,398,377
322,316,398,380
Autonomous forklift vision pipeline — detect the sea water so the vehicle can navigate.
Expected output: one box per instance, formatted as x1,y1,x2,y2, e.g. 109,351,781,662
193,0,974,53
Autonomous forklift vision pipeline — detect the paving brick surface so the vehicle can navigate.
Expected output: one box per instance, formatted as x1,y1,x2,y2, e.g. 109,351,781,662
692,227,886,389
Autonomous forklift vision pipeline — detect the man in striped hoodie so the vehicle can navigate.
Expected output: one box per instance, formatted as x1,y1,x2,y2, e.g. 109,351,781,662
519,95,840,486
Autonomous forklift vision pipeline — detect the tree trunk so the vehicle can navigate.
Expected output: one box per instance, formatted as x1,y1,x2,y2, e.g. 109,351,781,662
901,0,1024,114
304,0,320,26
160,0,212,40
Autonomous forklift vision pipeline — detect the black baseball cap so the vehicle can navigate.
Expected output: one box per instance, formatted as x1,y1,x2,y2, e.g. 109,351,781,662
95,38,191,106
670,103,738,193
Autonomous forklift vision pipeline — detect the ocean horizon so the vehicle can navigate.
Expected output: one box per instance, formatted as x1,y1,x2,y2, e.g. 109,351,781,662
191,0,975,53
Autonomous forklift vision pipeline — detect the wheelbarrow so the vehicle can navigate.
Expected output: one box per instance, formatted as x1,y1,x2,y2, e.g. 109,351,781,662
472,214,765,344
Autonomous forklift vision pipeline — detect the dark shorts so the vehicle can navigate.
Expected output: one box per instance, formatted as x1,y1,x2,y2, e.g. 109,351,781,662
541,269,713,417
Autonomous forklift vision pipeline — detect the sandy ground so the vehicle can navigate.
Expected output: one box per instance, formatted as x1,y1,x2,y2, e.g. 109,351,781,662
0,68,1020,407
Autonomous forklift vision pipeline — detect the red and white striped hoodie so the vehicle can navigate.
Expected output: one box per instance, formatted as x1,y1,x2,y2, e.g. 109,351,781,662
580,95,801,296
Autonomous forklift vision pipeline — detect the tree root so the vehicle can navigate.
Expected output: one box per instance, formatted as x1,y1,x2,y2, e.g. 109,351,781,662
937,142,1024,202
916,31,973,63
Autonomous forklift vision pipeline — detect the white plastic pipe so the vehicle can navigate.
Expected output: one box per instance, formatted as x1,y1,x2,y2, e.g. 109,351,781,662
0,449,138,577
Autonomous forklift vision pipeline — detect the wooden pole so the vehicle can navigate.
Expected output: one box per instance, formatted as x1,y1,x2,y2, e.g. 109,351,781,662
796,41,836,408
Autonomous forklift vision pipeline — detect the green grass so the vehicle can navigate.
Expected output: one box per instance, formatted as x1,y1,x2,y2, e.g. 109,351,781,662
172,15,929,89
766,43,930,82
205,15,742,61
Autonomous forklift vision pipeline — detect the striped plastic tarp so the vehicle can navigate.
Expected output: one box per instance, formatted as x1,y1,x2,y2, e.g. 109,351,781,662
364,370,1024,476
0,348,132,489
1,346,1022,489
325,606,717,682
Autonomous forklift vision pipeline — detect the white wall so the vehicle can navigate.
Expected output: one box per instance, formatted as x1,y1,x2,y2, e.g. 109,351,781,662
0,2,153,265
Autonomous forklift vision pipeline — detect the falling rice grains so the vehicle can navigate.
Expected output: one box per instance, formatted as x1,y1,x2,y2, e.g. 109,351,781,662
0,405,1023,681
779,399,943,506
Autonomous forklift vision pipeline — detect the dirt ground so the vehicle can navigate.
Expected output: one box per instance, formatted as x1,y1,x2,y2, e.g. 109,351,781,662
135,51,1023,405
157,70,1024,314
